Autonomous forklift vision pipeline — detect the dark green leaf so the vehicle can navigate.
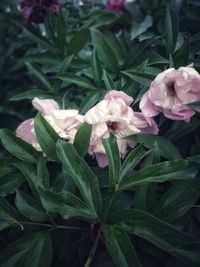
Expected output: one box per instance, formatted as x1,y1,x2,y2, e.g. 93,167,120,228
68,28,90,55
120,160,198,190
187,100,200,109
25,62,53,92
58,55,74,75
39,187,96,221
103,70,115,90
102,135,121,188
174,38,190,68
131,15,153,40
56,140,102,219
0,172,24,197
0,129,40,164
80,91,103,113
103,225,142,267
0,232,52,267
120,145,149,181
92,50,102,88
152,179,200,222
56,11,66,54
109,209,199,264
165,6,179,56
15,190,48,222
121,70,155,86
58,73,97,90
34,113,59,161
73,123,92,157
90,28,119,73
129,134,182,160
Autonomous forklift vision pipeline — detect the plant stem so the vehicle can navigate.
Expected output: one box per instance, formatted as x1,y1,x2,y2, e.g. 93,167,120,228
83,223,103,267
15,221,84,231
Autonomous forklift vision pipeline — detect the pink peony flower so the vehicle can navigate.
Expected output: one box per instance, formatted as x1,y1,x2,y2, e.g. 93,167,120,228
84,90,158,167
16,98,83,150
107,0,127,14
139,66,200,121
20,0,60,23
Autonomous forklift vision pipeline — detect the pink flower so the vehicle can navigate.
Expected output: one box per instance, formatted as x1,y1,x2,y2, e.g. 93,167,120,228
16,118,41,151
140,66,200,121
107,0,127,14
16,98,83,150
20,0,60,23
84,90,158,167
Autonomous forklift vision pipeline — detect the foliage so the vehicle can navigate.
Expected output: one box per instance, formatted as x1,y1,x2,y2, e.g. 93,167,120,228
0,0,200,267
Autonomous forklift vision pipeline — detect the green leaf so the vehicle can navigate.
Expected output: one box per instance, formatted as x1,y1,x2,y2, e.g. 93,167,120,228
68,28,90,55
174,38,190,68
9,90,52,101
0,129,40,164
187,100,200,109
56,11,66,54
92,50,102,88
14,162,40,198
58,55,74,75
80,91,103,113
0,197,23,230
58,73,97,90
131,15,153,40
103,70,115,90
129,134,182,160
90,28,119,73
165,6,179,56
15,190,48,222
120,160,198,190
109,209,199,264
0,172,24,197
25,62,53,92
73,123,92,157
22,25,56,53
36,157,50,188
102,135,121,188
103,225,142,267
0,232,52,267
121,70,155,86
34,113,59,161
120,145,149,181
56,140,102,219
38,187,96,221
152,179,200,222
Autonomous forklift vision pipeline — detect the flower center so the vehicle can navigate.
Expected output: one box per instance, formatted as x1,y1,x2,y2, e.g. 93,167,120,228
107,121,118,131
168,83,176,96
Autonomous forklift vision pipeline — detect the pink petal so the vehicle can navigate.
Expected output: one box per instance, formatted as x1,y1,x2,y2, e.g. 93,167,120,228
16,118,36,144
104,90,133,106
95,153,108,168
139,92,161,117
32,97,59,116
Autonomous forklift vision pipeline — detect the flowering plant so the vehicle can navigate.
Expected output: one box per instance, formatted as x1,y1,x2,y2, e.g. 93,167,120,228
1,1,200,267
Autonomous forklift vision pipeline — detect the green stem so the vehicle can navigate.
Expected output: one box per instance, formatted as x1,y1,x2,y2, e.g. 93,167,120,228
14,221,84,231
84,223,103,267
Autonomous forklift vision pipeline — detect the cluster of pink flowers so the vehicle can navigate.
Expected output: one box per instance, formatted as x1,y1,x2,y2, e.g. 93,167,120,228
16,65,200,167
20,0,60,23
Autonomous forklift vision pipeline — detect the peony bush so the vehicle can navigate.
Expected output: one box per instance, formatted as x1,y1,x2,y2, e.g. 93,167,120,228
0,1,200,267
